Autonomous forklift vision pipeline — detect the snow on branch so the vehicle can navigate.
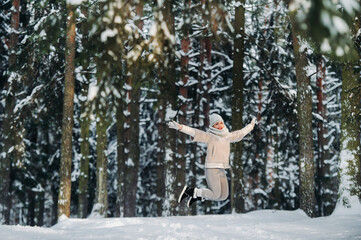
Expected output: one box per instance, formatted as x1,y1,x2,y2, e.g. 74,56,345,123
14,84,43,115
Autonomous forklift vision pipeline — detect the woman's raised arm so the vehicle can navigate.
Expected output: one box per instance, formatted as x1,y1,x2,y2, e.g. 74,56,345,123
226,118,255,143
168,121,210,143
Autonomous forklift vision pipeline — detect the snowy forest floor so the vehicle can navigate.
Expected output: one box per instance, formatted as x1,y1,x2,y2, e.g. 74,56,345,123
1,210,361,240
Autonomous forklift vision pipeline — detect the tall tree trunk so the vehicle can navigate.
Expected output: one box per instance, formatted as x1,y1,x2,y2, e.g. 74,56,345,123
203,38,211,130
190,18,206,216
116,95,125,217
123,2,143,217
8,0,20,67
155,0,175,217
123,75,131,215
78,92,90,218
77,4,91,219
204,32,214,215
231,0,246,213
123,78,140,217
162,0,178,217
123,75,141,217
315,55,332,216
57,2,76,219
156,84,166,216
337,61,361,209
289,5,315,217
0,0,20,224
94,100,108,217
174,0,191,216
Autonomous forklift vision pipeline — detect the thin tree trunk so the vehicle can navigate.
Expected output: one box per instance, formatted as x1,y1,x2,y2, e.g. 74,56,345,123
174,0,191,216
190,25,205,216
232,0,246,213
315,55,331,216
94,101,108,217
77,4,91,219
0,0,20,224
162,0,177,217
38,191,45,226
124,79,140,217
273,122,281,209
123,73,141,217
78,87,90,218
57,2,76,219
123,2,143,217
115,90,125,217
203,38,211,130
155,0,175,217
156,90,166,216
289,5,315,217
204,34,214,215
9,0,20,67
27,190,35,226
116,95,124,217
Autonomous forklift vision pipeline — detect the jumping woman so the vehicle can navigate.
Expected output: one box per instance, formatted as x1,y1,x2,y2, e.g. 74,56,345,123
168,113,256,207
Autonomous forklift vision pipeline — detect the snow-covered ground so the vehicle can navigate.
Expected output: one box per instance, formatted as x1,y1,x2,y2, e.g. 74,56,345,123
1,210,361,240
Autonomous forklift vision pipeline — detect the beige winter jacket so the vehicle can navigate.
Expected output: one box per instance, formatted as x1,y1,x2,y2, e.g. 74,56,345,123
180,124,254,169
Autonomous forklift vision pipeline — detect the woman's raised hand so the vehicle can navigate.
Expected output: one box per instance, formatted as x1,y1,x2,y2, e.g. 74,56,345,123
250,118,256,129
168,121,182,130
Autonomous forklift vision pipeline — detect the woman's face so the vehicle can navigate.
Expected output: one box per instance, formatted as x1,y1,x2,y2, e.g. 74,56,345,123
212,121,224,130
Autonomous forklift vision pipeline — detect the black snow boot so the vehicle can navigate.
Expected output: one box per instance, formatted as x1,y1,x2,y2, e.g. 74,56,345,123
178,186,194,203
187,196,202,207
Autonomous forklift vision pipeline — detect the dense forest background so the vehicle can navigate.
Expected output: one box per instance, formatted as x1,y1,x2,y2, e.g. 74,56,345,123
0,0,360,227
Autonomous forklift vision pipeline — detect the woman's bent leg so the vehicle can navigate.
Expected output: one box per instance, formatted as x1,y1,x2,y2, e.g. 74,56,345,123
196,168,226,200
218,169,229,201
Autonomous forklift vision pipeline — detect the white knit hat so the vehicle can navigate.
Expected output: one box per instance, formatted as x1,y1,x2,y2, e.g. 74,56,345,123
209,113,224,127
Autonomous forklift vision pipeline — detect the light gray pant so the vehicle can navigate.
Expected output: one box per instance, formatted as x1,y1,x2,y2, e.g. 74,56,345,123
197,168,229,201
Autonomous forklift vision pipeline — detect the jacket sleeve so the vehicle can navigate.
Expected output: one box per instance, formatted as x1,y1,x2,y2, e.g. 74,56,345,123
226,123,254,143
180,125,210,143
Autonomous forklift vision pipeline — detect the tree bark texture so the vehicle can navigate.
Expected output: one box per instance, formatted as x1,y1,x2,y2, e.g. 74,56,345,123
95,102,108,217
123,2,143,217
123,73,141,217
58,3,76,219
0,0,20,224
315,56,333,216
231,0,246,213
77,4,91,219
289,7,315,217
156,0,176,217
116,94,125,217
174,0,191,216
161,0,178,217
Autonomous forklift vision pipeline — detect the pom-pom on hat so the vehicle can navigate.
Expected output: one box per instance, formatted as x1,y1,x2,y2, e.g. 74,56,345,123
209,113,224,127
